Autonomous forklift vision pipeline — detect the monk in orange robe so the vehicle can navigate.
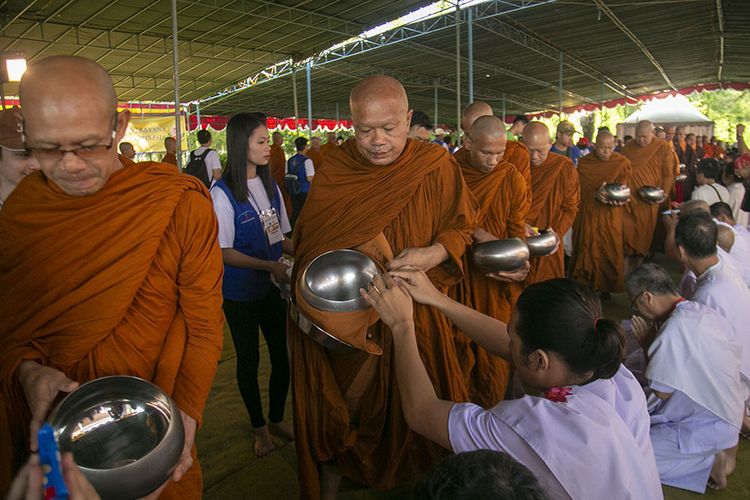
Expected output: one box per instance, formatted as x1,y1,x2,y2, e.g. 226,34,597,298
453,116,528,407
161,136,178,165
269,131,291,213
0,56,224,499
304,136,324,171
288,76,477,500
521,122,580,284
320,131,338,157
621,120,677,272
569,130,632,293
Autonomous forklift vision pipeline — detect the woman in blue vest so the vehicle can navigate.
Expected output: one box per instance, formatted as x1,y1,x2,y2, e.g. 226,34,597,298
211,112,294,457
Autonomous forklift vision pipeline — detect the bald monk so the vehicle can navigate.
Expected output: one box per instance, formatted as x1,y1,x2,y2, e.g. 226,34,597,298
269,131,291,213
288,76,477,499
521,122,580,284
305,136,324,171
453,115,528,407
459,101,532,209
569,130,631,293
320,131,338,157
621,120,678,272
161,136,177,165
0,56,224,498
118,141,136,166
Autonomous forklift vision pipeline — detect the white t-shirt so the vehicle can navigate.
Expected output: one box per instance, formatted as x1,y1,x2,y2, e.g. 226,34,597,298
727,182,749,227
211,177,291,249
194,146,222,183
691,183,730,206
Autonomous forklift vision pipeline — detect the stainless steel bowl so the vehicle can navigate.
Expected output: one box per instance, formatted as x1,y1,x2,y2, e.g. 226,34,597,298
471,238,530,272
49,376,184,500
602,183,631,202
526,229,560,257
300,249,378,312
637,185,666,204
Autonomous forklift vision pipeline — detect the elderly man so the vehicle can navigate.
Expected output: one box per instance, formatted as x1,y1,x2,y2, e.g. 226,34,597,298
0,56,224,498
627,264,744,492
621,120,678,273
452,115,528,407
569,129,631,294
161,136,177,165
521,122,580,284
407,110,432,143
288,76,477,499
0,109,39,209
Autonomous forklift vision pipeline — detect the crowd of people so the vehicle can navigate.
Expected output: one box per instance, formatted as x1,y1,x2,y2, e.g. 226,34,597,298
1,55,750,500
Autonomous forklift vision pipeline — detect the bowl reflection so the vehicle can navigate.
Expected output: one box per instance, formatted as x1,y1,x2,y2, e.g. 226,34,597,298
472,238,530,272
300,249,378,312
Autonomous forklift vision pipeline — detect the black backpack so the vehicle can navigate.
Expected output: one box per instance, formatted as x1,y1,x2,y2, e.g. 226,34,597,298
184,149,213,188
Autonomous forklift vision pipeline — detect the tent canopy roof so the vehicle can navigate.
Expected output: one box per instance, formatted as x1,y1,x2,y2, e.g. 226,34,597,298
2,0,748,123
623,95,712,124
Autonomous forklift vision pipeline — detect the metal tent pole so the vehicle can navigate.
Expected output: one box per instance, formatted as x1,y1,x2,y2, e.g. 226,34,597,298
170,0,182,170
502,93,506,122
292,66,299,135
455,5,461,147
433,79,438,126
306,60,312,139
467,8,474,104
558,52,564,119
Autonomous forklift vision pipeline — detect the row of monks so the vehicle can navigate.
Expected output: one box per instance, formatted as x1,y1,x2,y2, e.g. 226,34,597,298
0,55,742,500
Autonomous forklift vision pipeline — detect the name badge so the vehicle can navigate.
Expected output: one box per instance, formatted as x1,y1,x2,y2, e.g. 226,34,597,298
260,208,283,245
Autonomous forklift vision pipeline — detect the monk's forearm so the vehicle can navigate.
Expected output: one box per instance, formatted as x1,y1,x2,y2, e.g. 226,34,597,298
431,293,511,359
221,248,277,271
472,228,498,244
391,321,453,450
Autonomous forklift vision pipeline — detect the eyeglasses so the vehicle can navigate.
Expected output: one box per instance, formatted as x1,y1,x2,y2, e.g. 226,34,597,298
23,114,118,162
630,291,645,312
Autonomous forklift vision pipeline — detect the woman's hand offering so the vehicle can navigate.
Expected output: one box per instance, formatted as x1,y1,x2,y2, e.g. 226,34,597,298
387,267,444,308
268,261,291,285
360,274,413,332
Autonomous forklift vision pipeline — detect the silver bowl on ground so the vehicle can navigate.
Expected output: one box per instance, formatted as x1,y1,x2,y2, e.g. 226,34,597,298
526,229,560,257
299,249,378,312
48,376,184,500
602,183,631,203
637,186,666,204
471,238,530,272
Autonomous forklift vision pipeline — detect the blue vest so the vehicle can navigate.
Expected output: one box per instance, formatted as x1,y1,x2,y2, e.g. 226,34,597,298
214,179,283,301
287,153,311,193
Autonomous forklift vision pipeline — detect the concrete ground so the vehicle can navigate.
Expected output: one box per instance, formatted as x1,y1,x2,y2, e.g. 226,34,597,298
196,255,750,499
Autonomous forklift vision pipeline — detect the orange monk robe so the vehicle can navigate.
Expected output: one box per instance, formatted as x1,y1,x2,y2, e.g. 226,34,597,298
161,152,177,165
0,163,225,498
703,143,715,159
503,140,532,206
289,139,477,499
621,138,677,256
320,142,337,157
269,143,292,214
304,147,324,171
118,153,135,167
453,148,528,408
525,153,580,285
569,152,632,293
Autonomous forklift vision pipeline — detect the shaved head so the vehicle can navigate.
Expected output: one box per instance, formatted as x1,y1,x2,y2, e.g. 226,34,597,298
19,56,130,196
521,121,552,167
717,224,735,253
635,120,655,148
350,76,412,166
594,129,615,161
164,137,176,154
272,131,283,145
461,101,493,133
680,199,710,215
464,115,507,173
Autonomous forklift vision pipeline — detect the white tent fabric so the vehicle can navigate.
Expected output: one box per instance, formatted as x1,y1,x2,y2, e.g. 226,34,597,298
617,95,713,139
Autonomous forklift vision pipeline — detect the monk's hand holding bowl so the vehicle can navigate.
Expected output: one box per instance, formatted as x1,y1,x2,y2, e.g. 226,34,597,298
140,410,197,500
17,360,79,451
360,274,413,333
596,182,628,207
387,243,448,273
486,261,531,283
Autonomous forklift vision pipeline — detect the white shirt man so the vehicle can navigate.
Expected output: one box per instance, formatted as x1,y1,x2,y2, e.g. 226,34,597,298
193,145,222,184
692,182,730,206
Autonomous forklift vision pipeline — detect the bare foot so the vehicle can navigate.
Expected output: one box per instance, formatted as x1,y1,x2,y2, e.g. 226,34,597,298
254,426,276,458
708,451,728,490
269,421,295,441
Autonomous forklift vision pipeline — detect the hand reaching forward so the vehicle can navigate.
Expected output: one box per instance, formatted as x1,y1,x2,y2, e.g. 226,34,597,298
360,274,414,332
387,267,444,308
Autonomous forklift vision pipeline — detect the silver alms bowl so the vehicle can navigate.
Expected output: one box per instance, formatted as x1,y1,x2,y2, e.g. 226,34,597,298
637,186,666,204
300,249,378,312
49,376,184,500
526,229,560,257
602,183,631,202
472,238,530,272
